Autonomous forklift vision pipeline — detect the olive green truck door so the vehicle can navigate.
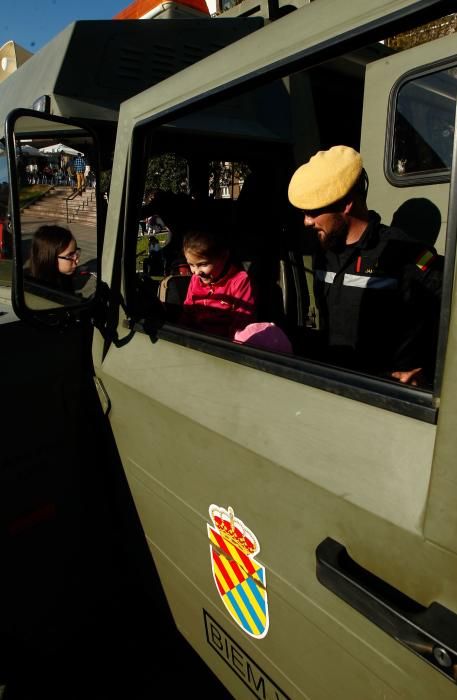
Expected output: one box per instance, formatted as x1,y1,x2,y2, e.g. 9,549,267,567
93,1,457,698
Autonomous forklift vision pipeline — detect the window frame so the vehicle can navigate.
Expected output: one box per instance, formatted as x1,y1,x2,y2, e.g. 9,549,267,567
385,56,457,402
386,56,457,187
125,124,441,424
122,8,457,425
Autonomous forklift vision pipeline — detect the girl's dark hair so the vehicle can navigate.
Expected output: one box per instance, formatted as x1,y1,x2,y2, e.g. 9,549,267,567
182,226,228,259
30,225,75,284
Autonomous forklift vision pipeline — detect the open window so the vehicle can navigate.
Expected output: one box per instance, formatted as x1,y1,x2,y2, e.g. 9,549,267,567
122,19,452,423
127,79,307,340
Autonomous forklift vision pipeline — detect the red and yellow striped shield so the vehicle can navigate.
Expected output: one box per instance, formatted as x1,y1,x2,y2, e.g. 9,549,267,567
207,505,269,638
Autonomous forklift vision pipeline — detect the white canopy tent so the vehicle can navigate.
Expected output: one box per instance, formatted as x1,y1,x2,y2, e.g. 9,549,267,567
39,143,83,156
20,144,48,157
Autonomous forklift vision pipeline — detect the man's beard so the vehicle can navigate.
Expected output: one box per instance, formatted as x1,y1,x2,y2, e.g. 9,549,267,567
318,219,348,252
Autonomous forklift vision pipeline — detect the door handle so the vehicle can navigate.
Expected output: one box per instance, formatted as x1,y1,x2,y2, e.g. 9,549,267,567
316,537,457,683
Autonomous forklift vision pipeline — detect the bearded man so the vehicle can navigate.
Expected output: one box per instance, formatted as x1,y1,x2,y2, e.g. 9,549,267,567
288,145,442,386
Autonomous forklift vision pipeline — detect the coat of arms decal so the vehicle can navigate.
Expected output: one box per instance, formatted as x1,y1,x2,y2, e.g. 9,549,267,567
207,504,269,638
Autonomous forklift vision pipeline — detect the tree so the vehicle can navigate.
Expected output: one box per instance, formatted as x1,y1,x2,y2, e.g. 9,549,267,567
385,13,457,50
145,153,188,195
143,154,250,201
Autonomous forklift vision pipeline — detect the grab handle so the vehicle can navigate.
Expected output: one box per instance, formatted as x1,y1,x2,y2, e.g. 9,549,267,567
316,537,457,682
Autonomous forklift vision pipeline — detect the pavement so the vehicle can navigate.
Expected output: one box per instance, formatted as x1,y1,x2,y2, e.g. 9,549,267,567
20,186,98,267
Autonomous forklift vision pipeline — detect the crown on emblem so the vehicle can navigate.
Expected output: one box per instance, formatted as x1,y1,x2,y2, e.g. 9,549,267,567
209,505,258,556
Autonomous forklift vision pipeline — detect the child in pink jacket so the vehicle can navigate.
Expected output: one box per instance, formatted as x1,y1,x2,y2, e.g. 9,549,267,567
181,227,257,338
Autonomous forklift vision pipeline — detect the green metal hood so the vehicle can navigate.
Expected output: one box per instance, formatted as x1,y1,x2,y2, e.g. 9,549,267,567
0,17,263,128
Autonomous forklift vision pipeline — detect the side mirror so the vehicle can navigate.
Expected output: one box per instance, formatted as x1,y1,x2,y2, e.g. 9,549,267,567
5,109,99,319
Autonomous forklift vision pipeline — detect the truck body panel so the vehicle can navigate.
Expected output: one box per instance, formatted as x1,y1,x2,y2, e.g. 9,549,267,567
88,0,457,696
2,0,457,697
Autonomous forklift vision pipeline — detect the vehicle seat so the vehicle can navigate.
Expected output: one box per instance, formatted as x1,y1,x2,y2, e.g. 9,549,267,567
158,273,191,321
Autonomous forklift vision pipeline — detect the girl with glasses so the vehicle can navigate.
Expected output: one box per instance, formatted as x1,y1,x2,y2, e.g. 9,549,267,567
28,225,80,292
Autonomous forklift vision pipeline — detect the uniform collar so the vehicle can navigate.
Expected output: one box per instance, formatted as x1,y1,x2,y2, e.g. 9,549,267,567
352,211,382,250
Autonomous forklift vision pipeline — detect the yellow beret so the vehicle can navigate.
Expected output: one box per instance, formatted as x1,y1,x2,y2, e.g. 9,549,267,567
288,145,363,210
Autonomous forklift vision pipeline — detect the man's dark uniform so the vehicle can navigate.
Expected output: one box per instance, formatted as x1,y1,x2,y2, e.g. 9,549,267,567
313,211,442,380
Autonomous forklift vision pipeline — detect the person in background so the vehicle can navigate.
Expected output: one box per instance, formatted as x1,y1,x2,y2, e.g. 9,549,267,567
84,161,91,188
181,225,257,338
42,163,53,184
28,225,80,292
288,145,442,386
72,152,87,194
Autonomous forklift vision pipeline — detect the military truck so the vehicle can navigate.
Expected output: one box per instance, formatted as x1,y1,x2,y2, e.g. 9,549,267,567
1,0,457,698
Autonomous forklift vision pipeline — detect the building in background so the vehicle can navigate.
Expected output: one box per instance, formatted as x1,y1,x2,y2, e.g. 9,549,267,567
114,0,214,19
0,41,33,85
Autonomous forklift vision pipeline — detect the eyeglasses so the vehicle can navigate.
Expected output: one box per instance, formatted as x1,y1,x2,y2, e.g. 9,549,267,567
58,247,81,261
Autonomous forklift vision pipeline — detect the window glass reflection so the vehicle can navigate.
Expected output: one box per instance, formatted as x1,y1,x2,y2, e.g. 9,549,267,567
393,66,456,176
0,142,11,261
11,115,98,308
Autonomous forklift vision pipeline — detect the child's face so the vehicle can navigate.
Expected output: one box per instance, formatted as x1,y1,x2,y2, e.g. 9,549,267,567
184,248,229,284
57,240,80,275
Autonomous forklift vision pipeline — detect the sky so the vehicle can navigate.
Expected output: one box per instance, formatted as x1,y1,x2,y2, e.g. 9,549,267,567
0,0,128,53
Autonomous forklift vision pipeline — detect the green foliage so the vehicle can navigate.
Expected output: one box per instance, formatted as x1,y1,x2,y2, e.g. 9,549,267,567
136,236,149,256
19,185,52,209
100,170,112,196
142,154,250,201
136,235,149,272
145,154,189,194
385,13,457,50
